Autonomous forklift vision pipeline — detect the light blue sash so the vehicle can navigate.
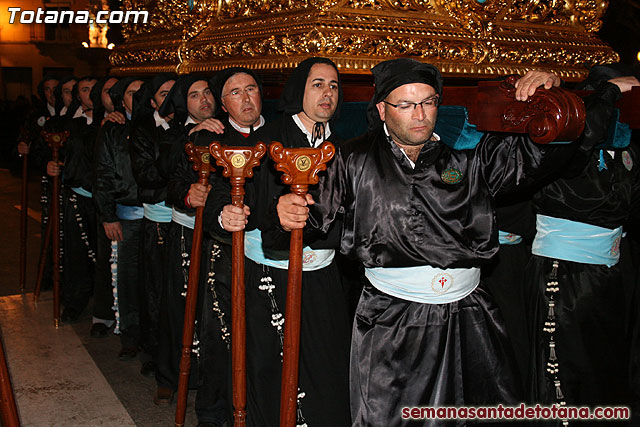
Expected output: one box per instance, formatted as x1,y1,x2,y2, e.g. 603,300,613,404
244,229,334,271
365,265,480,304
71,187,92,198
116,204,144,221
498,230,523,245
143,202,172,223
172,207,195,229
532,214,622,267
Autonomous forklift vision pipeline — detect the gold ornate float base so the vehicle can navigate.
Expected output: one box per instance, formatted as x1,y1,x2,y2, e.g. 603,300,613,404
112,0,619,81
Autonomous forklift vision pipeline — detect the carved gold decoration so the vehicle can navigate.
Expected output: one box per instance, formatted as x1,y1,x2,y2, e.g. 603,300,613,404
111,0,619,80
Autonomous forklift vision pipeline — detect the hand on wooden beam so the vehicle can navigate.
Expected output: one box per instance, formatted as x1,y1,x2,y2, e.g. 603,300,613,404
513,70,561,101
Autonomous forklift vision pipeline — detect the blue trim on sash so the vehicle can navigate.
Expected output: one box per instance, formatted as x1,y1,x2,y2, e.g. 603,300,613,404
244,229,334,271
498,230,523,245
116,204,144,221
71,187,92,198
532,214,622,267
172,207,195,229
143,202,172,223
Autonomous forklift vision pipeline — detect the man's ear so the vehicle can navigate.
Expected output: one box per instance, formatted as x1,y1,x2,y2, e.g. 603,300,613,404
376,102,386,122
150,98,158,110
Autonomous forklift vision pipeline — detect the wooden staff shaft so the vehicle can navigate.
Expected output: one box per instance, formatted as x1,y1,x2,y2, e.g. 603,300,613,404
0,329,20,427
33,218,52,302
175,206,204,427
231,182,247,427
51,152,61,328
19,154,28,292
280,185,307,427
176,144,211,427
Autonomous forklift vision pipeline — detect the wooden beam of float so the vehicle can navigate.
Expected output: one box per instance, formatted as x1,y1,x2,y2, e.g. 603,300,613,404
209,142,267,427
268,141,335,427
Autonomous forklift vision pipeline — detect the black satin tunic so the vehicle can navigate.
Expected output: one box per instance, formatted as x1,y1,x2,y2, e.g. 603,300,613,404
310,127,579,270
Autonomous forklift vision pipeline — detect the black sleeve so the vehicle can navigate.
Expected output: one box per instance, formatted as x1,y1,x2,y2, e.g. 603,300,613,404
130,121,167,190
93,125,119,223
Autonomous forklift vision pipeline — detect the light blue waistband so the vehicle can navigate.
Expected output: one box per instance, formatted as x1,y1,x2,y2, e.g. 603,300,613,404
172,207,195,229
71,187,92,198
244,229,334,271
116,204,144,221
143,202,172,223
498,230,523,245
365,265,480,304
532,214,622,267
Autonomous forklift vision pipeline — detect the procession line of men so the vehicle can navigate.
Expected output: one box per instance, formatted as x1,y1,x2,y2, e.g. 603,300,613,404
17,57,640,426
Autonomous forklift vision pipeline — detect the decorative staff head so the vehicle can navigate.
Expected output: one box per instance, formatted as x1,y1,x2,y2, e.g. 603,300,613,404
185,141,215,185
41,130,70,149
269,141,335,187
209,142,267,179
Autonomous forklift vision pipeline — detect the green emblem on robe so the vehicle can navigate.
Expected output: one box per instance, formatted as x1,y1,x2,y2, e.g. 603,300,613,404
441,168,463,184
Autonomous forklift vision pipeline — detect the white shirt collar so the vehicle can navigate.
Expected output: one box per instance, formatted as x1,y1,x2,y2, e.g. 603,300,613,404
60,105,68,116
47,103,55,116
154,110,170,130
185,116,196,127
383,123,440,169
292,114,332,148
229,115,265,135
72,105,93,125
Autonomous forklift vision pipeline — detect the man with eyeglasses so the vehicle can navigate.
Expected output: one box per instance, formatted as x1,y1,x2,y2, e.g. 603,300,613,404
274,58,622,426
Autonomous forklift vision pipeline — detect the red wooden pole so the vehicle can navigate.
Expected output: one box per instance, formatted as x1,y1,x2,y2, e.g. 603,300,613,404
268,141,335,427
175,143,214,427
209,142,267,427
19,154,28,293
33,218,52,303
0,329,20,427
42,131,68,328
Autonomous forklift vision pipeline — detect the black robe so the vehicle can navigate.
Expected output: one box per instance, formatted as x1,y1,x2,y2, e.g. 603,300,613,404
526,84,640,418
307,113,601,425
204,114,352,427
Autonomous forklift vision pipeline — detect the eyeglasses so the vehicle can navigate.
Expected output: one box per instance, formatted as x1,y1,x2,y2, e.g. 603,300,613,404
222,85,259,99
383,95,440,113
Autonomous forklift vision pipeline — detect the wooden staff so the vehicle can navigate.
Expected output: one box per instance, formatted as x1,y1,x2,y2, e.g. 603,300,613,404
0,328,20,427
33,218,52,303
175,142,215,427
19,153,28,293
42,131,68,328
269,141,335,427
210,142,267,427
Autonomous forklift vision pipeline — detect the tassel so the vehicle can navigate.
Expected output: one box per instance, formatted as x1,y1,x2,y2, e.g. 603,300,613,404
548,300,555,318
110,240,120,334
549,340,557,361
554,380,565,400
598,149,608,171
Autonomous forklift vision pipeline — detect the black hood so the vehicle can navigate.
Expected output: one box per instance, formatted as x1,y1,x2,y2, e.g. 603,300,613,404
158,74,209,125
210,67,263,118
68,76,96,119
132,72,177,124
367,58,443,129
109,77,140,116
90,77,118,123
277,57,343,123
37,75,59,109
54,75,77,115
